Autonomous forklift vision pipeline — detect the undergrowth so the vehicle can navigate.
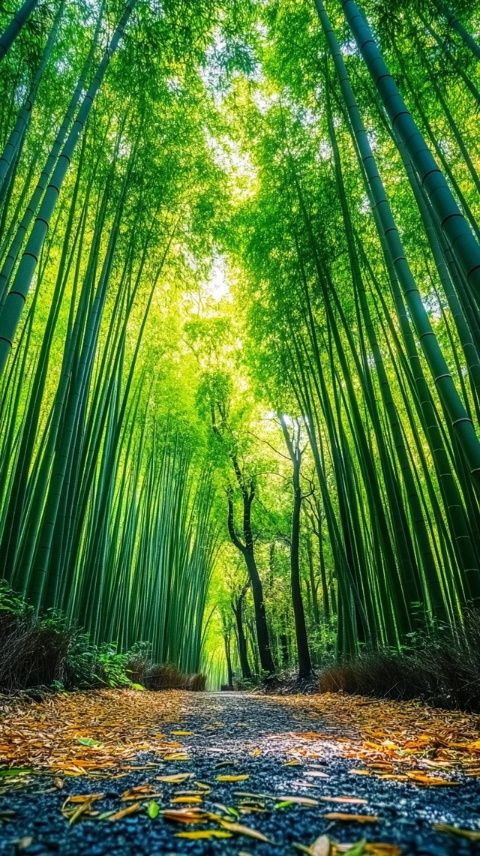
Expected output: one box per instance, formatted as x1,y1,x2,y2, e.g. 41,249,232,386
0,582,205,695
318,611,480,712
262,612,480,713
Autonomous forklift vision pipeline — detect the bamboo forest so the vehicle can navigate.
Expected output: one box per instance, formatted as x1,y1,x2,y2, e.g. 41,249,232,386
1,1,480,854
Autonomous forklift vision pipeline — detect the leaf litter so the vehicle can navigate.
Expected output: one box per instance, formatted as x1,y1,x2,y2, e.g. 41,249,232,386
1,689,480,851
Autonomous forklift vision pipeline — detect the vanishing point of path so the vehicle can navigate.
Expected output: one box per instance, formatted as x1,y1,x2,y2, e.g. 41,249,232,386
1,689,480,855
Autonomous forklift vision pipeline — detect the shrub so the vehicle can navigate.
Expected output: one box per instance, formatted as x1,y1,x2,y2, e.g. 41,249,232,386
95,646,131,688
318,653,420,697
125,641,153,685
188,673,207,691
0,587,74,692
64,636,131,690
145,663,206,691
0,584,132,692
318,610,480,712
0,582,28,616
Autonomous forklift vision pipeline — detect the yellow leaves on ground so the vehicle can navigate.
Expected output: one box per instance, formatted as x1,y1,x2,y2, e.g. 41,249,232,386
434,823,480,841
64,793,105,803
62,793,104,825
2,689,480,852
121,784,162,801
171,795,203,804
304,836,401,856
156,773,192,783
0,689,185,775
163,808,210,824
163,753,190,762
405,770,459,786
319,796,367,805
276,795,319,807
219,819,272,842
162,805,273,843
106,802,142,822
176,829,232,839
216,773,249,782
271,692,480,784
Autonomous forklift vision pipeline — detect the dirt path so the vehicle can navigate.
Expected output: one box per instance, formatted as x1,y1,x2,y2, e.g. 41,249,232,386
0,690,479,854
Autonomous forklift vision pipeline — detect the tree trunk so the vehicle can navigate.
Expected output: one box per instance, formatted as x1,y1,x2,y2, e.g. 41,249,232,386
291,459,312,679
314,0,480,485
338,0,480,315
225,473,275,675
306,533,321,625
435,0,480,59
280,632,289,667
0,0,66,196
224,633,233,689
233,594,252,680
0,0,137,377
0,0,39,61
244,549,275,674
280,414,312,679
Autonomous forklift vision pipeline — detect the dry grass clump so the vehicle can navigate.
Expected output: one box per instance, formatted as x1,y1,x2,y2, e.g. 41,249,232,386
0,609,72,692
144,664,206,691
318,611,480,712
187,672,207,691
318,653,421,697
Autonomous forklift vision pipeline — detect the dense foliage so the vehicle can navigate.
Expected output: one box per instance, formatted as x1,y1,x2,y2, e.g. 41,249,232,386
0,0,479,688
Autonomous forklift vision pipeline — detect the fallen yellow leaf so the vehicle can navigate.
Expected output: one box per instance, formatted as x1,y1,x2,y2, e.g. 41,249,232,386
434,823,480,841
406,771,458,786
319,796,367,805
219,820,272,843
311,834,331,855
176,830,232,839
171,795,203,804
216,774,249,782
107,802,142,822
276,795,319,806
163,808,216,824
156,773,192,783
164,753,190,762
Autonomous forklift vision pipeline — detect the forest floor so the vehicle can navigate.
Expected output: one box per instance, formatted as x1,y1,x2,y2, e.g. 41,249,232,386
0,690,479,855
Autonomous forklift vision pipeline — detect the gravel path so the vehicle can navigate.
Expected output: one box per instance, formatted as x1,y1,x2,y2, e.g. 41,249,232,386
0,691,479,855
